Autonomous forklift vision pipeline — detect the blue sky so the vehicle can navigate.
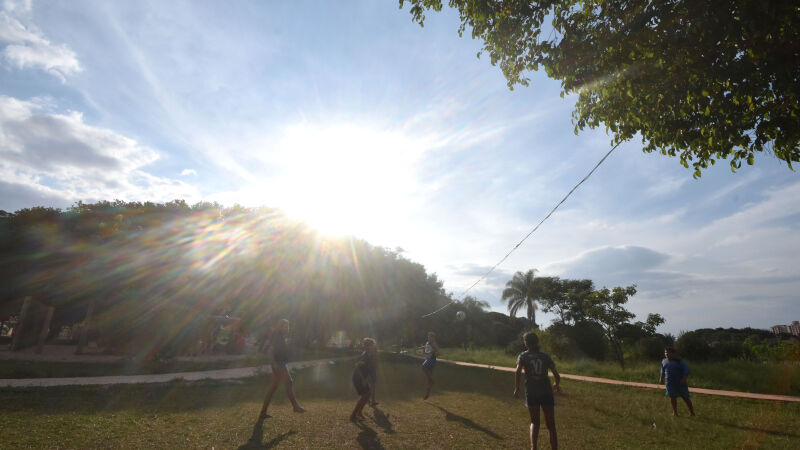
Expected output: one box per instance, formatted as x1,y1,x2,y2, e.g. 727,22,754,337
1,0,798,333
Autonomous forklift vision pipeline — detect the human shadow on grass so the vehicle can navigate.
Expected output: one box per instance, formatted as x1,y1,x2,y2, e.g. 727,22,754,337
354,421,385,450
428,403,503,440
369,405,395,434
238,420,296,449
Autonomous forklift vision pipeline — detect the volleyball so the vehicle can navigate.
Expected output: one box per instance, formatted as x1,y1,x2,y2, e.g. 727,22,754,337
456,311,466,321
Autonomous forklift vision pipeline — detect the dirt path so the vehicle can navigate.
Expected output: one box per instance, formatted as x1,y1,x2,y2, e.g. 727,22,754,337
0,357,355,388
421,356,800,403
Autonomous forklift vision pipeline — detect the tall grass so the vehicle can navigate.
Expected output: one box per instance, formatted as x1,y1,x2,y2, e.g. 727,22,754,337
439,347,800,396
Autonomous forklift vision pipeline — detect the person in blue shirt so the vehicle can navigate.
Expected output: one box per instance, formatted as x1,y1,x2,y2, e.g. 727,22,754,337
659,347,696,416
514,332,560,450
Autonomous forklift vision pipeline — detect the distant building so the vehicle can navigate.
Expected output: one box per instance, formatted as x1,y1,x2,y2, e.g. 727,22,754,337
771,324,790,335
771,322,800,336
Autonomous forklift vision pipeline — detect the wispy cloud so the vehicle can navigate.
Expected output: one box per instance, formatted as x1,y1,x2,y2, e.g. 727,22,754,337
0,1,81,80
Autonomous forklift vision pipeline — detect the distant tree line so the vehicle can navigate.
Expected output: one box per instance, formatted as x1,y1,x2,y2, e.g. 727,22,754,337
0,200,454,358
2,201,795,364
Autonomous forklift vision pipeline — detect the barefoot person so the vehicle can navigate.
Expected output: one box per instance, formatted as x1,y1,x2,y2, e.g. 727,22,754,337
257,319,305,420
350,338,376,420
419,331,439,400
514,332,560,450
659,347,696,417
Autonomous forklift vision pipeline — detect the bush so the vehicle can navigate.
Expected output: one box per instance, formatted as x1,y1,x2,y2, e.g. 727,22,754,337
547,321,607,360
631,336,666,361
538,329,580,360
676,331,712,361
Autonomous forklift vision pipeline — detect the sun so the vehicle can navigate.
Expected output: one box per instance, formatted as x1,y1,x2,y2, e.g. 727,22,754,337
263,123,426,241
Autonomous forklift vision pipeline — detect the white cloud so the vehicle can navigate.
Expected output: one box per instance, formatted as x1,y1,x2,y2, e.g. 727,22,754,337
0,95,201,211
181,168,197,176
0,2,81,80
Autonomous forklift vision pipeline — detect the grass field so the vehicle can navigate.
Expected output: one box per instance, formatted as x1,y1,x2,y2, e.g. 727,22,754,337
1,354,798,449
438,347,800,396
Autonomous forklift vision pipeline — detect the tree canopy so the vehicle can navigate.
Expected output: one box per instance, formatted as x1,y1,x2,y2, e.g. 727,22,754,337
400,0,800,176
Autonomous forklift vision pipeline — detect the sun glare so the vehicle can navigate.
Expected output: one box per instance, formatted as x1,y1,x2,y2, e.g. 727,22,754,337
261,123,427,242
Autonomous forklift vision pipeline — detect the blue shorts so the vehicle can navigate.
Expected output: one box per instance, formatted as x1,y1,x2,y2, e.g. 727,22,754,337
422,355,437,372
526,392,555,408
665,384,690,398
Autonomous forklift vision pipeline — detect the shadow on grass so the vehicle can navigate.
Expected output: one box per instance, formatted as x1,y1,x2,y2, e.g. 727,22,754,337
428,403,503,440
238,420,296,449
369,405,394,434
0,357,517,415
354,421,384,450
699,417,800,439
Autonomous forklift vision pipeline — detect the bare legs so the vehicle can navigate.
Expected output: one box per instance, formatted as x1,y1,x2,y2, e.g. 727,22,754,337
350,394,370,420
370,380,378,406
528,406,557,450
422,367,434,400
258,364,305,420
669,397,696,416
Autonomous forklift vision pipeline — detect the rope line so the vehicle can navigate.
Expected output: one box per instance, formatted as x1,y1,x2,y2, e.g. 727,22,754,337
421,141,623,318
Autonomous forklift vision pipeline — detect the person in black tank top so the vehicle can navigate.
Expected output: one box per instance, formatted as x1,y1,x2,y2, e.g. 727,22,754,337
257,319,305,421
514,332,560,449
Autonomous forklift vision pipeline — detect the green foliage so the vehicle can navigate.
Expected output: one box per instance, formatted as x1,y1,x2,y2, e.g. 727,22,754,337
0,200,452,355
744,337,800,362
548,320,607,360
629,335,668,361
538,277,594,325
676,330,713,360
584,284,640,369
400,0,800,175
536,328,579,360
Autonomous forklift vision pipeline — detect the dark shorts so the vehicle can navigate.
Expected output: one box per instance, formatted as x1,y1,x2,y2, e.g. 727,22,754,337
271,362,291,381
353,374,370,396
272,361,288,370
526,392,555,409
422,355,437,372
665,383,690,398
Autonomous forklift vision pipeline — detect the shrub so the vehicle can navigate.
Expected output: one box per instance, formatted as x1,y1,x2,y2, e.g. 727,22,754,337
676,331,712,361
631,336,666,361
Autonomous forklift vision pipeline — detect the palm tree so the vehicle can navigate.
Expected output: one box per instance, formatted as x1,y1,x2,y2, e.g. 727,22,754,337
501,269,543,328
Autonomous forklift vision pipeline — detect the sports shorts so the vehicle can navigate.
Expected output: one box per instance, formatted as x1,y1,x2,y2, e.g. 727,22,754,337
526,392,555,408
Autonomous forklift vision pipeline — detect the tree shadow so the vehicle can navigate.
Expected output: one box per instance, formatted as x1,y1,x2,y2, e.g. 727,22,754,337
238,420,296,449
428,403,503,440
354,421,385,450
369,404,395,434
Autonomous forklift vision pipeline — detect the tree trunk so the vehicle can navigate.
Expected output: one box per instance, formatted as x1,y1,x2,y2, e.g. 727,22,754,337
528,302,537,329
10,296,32,351
35,306,55,354
76,300,95,355
610,337,625,370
